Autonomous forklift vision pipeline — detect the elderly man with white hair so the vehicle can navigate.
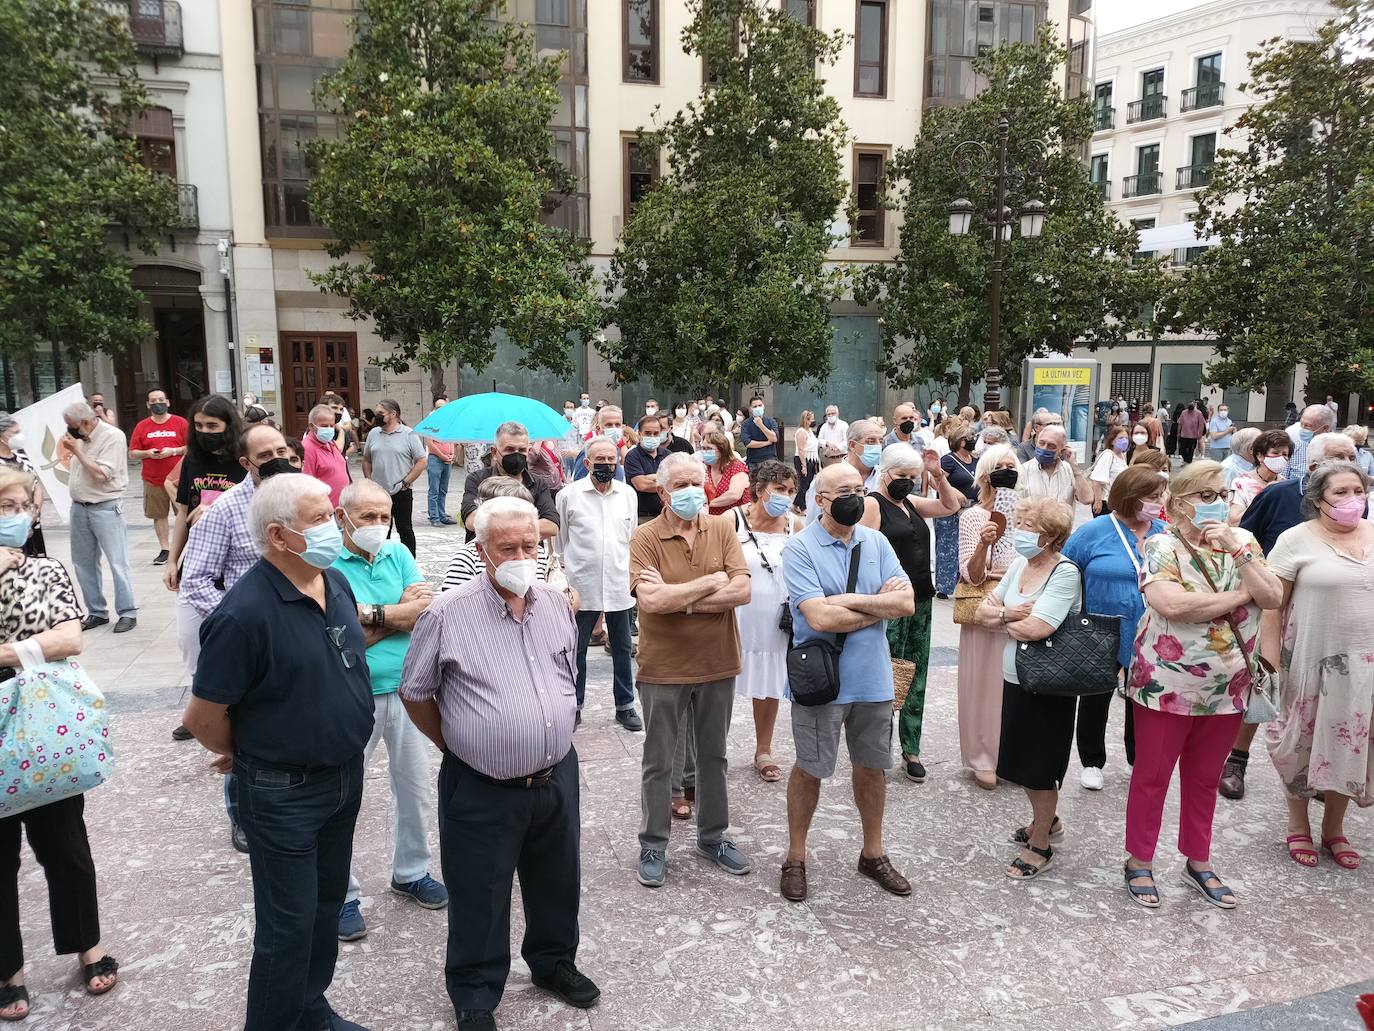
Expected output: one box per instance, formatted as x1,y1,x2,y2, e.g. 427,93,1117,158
183,473,374,1031
400,496,597,1028
631,451,752,890
1015,423,1092,508
62,400,137,632
571,404,628,482
1220,426,1261,489
1285,403,1338,480
461,420,560,541
330,479,445,943
803,418,884,523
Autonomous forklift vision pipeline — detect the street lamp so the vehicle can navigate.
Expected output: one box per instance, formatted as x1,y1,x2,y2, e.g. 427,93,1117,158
947,111,1048,412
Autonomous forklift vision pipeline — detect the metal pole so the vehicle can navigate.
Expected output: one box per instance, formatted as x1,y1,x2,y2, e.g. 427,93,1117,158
984,112,1010,414
223,271,239,402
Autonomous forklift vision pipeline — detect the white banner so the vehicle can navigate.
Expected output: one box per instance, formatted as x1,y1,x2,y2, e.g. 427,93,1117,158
11,384,87,525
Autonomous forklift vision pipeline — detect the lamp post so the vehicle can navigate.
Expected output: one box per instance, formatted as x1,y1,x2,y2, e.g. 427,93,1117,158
947,111,1047,413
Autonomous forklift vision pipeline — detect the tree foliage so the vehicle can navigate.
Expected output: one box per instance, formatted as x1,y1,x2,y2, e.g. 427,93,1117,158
0,0,178,362
1164,0,1374,399
309,0,600,377
858,26,1159,405
602,0,852,394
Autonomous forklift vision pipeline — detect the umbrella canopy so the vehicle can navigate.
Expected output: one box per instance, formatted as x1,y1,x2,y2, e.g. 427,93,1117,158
413,392,571,443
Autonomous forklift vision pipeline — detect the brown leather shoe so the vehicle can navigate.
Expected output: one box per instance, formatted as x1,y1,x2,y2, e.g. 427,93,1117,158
780,860,807,902
1218,756,1246,800
858,853,912,896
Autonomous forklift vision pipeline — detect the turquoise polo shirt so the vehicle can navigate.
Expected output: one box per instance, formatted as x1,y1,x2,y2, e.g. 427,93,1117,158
332,539,426,695
782,521,909,704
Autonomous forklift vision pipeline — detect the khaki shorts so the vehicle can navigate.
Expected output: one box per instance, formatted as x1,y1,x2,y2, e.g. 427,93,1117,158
791,700,894,779
143,482,172,520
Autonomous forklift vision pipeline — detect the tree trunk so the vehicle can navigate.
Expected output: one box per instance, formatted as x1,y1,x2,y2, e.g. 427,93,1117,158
958,364,975,409
427,363,447,401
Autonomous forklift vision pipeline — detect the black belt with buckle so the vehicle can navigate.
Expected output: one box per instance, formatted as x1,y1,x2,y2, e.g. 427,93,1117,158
455,754,556,789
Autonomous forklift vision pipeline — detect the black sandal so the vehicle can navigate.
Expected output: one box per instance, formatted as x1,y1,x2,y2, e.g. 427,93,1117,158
1009,817,1064,846
82,955,119,996
1006,844,1053,880
0,984,28,1022
1124,863,1161,909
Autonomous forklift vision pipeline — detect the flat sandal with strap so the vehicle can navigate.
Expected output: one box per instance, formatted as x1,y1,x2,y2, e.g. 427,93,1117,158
1179,865,1237,910
1124,863,1161,909
1006,844,1053,880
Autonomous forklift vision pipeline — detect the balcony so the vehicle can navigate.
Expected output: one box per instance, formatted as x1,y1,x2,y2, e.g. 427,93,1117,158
1122,172,1162,198
1171,245,1211,268
1091,179,1111,201
1181,82,1225,112
1176,164,1215,191
175,183,198,230
103,1,183,60
1093,106,1114,131
1127,95,1167,124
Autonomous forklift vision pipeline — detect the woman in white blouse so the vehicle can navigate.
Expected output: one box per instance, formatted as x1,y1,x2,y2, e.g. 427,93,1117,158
1091,425,1129,516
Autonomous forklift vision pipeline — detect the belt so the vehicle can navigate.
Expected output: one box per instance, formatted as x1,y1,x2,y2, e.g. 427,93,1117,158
71,498,119,506
455,754,556,789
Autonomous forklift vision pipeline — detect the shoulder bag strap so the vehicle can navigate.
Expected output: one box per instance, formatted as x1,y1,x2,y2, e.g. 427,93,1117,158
738,509,777,576
1171,530,1259,680
1109,515,1142,580
833,541,863,650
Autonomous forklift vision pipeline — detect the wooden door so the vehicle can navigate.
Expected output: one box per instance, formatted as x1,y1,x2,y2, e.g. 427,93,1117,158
280,332,359,440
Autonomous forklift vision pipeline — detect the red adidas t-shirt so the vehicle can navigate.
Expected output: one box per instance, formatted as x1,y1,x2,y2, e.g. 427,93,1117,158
130,414,188,485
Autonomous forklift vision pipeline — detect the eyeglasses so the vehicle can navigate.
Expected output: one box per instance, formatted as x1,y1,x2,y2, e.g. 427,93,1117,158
0,500,33,518
325,626,358,670
1182,489,1233,504
821,489,865,500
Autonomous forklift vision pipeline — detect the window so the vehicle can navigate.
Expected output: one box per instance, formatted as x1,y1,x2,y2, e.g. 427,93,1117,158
1190,132,1216,168
925,1,1045,109
1141,67,1164,96
133,106,176,177
1093,81,1113,129
624,0,658,83
1136,143,1159,177
851,148,887,246
1089,153,1108,182
1195,52,1221,86
623,137,659,220
854,0,888,97
785,0,816,25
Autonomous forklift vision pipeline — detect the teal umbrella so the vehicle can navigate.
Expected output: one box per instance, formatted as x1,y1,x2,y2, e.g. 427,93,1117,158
413,392,570,443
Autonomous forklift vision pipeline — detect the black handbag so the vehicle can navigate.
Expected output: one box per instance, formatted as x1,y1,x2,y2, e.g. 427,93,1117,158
786,542,862,707
1013,561,1122,697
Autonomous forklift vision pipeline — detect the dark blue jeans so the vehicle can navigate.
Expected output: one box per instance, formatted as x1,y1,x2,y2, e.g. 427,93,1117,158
235,753,364,1031
426,454,452,522
574,607,635,711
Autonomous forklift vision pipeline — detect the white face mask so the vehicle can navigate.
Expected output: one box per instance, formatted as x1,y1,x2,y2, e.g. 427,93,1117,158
973,438,988,455
645,406,658,416
826,414,837,425
1132,433,1148,445
3,433,22,450
493,558,538,596
1262,455,1288,474
1218,410,1229,419
351,523,388,556
676,407,686,418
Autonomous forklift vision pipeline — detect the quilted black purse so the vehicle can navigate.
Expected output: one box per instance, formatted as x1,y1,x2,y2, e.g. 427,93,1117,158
1013,561,1121,697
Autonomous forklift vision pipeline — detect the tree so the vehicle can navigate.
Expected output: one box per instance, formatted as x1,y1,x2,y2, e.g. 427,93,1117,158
1164,0,1374,401
0,0,178,363
309,0,600,382
602,0,852,398
857,26,1159,406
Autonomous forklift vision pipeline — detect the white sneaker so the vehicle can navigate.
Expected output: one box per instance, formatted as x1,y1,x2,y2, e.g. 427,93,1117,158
1080,767,1104,791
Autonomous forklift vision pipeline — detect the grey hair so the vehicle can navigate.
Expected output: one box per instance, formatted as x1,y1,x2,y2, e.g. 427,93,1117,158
308,403,335,424
656,451,705,488
1035,424,1067,445
494,420,528,441
63,402,96,424
472,495,537,545
476,475,534,504
879,442,922,475
1301,404,1337,431
846,418,880,444
980,426,1010,444
595,405,622,425
1230,426,1261,461
1307,431,1353,469
338,478,391,512
247,473,328,553
1344,424,1368,447
1301,460,1368,519
0,413,16,436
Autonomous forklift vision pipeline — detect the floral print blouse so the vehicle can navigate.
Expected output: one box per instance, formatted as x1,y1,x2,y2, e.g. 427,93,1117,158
1128,529,1267,716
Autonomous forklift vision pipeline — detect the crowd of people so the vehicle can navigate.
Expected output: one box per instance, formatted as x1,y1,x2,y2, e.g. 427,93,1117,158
0,386,1370,1030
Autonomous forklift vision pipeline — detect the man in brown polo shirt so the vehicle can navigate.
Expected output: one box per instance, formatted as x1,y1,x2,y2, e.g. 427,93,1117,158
630,452,751,889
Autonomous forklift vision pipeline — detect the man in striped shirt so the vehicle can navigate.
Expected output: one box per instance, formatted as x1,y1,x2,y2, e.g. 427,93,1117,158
401,496,599,1029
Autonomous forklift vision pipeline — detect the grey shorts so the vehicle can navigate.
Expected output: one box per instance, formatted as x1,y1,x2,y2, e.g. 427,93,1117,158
791,700,894,779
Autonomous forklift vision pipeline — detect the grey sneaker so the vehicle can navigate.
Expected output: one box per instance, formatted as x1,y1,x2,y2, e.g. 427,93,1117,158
637,848,667,888
697,839,752,876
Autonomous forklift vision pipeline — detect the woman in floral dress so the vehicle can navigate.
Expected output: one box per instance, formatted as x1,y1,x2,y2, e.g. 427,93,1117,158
1263,461,1374,870
1124,461,1283,910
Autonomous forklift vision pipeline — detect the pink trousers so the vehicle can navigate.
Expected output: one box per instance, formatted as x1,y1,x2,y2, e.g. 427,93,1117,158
1125,702,1243,863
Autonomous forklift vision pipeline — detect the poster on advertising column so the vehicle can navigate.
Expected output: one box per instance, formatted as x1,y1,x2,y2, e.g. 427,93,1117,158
10,383,86,524
1021,358,1097,464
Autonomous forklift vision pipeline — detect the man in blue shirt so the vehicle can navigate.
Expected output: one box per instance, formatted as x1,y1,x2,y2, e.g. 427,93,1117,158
1205,404,1234,461
780,463,914,904
182,473,373,1031
739,394,779,469
331,479,447,942
622,414,692,522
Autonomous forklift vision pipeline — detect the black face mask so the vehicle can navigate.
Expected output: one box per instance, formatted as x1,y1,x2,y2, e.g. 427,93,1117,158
150,403,169,415
989,468,1019,489
827,493,865,526
899,420,916,435
66,425,86,441
196,430,228,453
887,477,915,501
590,463,616,483
334,411,344,424
500,452,528,476
255,457,295,481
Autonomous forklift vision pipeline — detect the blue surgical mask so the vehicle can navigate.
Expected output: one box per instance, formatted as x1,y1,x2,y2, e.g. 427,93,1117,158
1299,427,1315,443
696,450,717,466
1034,447,1058,466
0,512,33,549
1013,529,1043,558
315,426,336,444
669,485,707,520
283,520,344,569
860,444,883,468
764,492,793,517
751,406,765,418
640,435,661,450
603,426,623,442
1190,499,1230,527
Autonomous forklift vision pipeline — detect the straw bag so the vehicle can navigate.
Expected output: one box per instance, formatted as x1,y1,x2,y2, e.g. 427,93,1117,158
891,658,916,711
952,578,995,625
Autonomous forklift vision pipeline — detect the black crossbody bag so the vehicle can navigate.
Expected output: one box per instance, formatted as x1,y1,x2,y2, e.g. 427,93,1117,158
786,542,862,707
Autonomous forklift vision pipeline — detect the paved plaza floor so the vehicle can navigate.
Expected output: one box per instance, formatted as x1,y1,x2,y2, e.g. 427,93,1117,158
10,472,1373,1030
